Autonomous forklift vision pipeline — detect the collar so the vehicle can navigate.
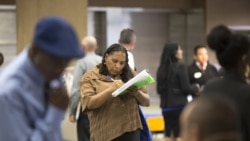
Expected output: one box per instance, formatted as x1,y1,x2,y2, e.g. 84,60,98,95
195,61,207,70
22,49,45,85
91,65,113,82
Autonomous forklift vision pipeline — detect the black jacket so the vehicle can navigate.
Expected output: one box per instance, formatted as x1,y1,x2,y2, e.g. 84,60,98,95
204,72,250,141
188,61,218,86
157,62,198,107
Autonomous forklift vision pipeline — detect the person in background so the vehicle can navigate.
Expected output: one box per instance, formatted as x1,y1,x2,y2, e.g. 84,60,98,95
69,36,102,141
156,42,200,141
188,45,218,92
80,43,150,141
119,28,136,70
180,95,241,141
0,16,84,141
204,25,250,141
0,52,4,67
119,28,152,141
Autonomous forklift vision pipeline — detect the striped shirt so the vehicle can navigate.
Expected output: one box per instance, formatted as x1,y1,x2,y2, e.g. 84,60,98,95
80,66,146,141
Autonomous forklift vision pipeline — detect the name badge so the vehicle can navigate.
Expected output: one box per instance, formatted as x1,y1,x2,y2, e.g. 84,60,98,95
194,72,202,79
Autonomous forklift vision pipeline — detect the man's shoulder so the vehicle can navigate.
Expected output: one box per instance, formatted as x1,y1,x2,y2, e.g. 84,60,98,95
207,63,217,69
189,61,196,65
188,61,197,68
93,54,102,61
94,54,102,59
82,54,102,61
0,65,26,87
176,62,187,68
0,61,38,95
0,76,26,97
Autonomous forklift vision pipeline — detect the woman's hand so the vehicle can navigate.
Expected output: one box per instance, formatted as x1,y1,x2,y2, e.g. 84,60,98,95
127,86,150,106
86,79,123,110
110,80,124,92
126,86,140,97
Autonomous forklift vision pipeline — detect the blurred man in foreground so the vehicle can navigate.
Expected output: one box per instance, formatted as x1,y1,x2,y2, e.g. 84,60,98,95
0,16,84,141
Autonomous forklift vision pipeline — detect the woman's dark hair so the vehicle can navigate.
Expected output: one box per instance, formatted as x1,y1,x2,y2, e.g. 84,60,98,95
99,43,133,82
156,42,179,94
207,25,250,71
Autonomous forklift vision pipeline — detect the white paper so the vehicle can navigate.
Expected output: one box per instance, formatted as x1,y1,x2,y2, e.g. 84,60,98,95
75,101,81,120
112,69,153,97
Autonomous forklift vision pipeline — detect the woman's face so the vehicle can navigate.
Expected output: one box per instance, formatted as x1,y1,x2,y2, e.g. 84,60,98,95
176,46,183,60
105,51,126,77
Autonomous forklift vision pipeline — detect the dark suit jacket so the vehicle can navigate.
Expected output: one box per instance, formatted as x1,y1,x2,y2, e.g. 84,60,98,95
188,61,218,86
204,72,250,141
157,62,198,107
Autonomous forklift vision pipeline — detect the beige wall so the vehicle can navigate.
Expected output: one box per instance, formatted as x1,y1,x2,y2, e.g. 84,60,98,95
89,0,204,8
16,0,88,53
131,12,169,94
0,0,15,5
205,0,250,64
206,0,250,32
0,0,205,8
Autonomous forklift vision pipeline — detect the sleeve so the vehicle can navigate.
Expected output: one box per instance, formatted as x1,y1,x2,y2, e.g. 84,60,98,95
187,64,194,84
178,64,198,95
211,65,219,77
80,71,96,112
128,52,135,70
69,60,87,115
0,92,65,141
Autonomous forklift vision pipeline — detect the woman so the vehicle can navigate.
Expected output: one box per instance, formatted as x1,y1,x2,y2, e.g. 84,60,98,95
204,25,250,141
156,42,199,141
80,43,150,141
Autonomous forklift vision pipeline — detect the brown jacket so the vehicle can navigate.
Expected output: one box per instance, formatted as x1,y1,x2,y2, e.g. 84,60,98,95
80,66,147,141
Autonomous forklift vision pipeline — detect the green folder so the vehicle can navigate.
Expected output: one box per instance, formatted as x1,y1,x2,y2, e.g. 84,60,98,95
112,69,155,97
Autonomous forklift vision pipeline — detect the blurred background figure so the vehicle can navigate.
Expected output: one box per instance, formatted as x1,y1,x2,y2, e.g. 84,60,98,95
188,45,218,95
180,95,241,141
69,36,102,141
0,52,4,67
119,28,152,140
156,42,200,141
119,28,136,70
204,25,250,141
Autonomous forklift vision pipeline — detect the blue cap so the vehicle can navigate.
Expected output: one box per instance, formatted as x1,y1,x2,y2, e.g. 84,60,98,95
33,16,84,59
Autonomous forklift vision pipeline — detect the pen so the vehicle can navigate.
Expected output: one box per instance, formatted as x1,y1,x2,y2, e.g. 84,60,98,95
107,75,114,81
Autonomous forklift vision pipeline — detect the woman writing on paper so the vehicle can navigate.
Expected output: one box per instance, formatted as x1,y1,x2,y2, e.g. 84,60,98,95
80,43,150,141
156,42,200,141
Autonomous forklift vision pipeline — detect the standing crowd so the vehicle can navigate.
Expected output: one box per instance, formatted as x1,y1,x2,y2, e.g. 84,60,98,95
0,16,249,141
